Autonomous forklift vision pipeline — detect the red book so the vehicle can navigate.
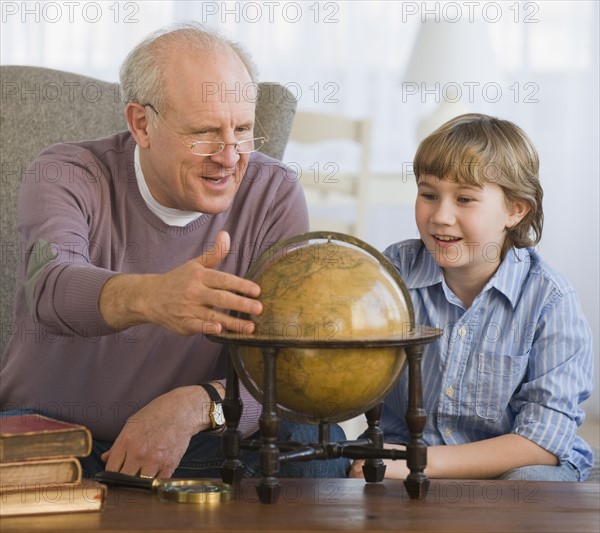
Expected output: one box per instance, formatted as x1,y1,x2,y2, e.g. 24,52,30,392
0,414,92,462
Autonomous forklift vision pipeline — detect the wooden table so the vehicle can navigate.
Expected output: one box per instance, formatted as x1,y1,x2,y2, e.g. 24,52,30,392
1,478,598,532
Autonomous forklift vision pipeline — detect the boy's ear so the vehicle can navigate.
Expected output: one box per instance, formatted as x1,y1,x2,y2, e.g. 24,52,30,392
507,199,531,229
124,103,151,149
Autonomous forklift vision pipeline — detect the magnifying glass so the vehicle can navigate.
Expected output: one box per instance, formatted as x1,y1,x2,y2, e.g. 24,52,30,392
94,471,233,504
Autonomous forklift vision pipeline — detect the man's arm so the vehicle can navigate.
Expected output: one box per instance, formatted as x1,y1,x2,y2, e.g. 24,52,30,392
99,231,262,335
102,383,226,478
96,231,263,476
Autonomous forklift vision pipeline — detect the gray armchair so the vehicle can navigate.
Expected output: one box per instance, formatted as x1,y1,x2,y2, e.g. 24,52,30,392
0,65,297,356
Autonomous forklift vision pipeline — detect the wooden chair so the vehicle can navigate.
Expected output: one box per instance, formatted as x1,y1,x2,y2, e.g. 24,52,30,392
287,111,372,238
0,65,297,357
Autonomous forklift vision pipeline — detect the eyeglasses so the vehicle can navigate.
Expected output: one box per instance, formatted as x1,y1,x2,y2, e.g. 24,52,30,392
143,104,269,156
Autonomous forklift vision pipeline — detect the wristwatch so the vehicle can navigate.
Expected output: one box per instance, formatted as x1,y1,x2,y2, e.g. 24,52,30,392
200,383,225,431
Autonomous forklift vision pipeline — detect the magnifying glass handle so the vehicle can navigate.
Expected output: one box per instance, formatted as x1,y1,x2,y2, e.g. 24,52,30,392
94,471,157,490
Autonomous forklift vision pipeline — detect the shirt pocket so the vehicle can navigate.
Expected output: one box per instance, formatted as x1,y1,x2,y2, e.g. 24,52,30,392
475,352,528,421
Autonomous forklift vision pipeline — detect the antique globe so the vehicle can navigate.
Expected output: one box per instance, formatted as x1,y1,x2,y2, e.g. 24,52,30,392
229,232,416,424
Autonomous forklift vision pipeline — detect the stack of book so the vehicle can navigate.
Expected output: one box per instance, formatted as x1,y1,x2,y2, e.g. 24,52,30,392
0,413,106,517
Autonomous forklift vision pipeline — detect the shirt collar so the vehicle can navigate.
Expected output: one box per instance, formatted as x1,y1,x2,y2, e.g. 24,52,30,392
485,246,531,309
403,243,444,289
403,242,530,310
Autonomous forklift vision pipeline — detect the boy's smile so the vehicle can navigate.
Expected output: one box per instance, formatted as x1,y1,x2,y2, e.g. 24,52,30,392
433,234,462,245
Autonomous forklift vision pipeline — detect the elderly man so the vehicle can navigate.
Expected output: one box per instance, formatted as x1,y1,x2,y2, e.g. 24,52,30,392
0,23,348,479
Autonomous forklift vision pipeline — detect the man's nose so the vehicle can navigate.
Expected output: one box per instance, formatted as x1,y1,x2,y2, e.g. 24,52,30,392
210,142,241,167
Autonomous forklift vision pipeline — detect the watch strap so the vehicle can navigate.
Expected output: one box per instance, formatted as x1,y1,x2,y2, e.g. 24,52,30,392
200,382,223,404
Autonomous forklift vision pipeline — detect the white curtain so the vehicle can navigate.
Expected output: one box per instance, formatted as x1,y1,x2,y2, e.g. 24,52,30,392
2,0,598,415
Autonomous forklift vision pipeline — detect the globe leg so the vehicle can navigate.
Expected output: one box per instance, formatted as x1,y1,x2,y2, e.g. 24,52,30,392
404,343,429,500
362,402,386,482
256,347,281,504
221,361,245,485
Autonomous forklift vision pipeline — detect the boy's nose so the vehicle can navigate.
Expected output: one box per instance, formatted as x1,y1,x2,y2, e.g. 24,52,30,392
430,201,456,225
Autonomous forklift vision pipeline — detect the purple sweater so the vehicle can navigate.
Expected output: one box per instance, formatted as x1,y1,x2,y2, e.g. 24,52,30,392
0,131,309,440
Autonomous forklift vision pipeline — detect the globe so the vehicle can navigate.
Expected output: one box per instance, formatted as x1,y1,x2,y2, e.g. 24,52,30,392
231,232,416,424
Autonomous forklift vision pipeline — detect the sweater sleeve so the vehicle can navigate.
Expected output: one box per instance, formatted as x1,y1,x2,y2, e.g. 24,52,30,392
18,144,118,337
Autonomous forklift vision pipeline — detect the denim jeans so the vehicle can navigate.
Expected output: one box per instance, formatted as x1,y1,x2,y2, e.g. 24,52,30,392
495,462,580,481
1,409,350,479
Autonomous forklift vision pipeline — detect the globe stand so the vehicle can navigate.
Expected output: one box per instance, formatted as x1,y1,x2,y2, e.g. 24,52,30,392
207,326,440,504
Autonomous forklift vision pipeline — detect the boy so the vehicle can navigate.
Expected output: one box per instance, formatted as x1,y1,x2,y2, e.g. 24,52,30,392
350,114,594,481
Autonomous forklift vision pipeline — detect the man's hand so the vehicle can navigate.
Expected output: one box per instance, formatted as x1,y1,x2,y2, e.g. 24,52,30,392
99,231,263,335
101,385,217,478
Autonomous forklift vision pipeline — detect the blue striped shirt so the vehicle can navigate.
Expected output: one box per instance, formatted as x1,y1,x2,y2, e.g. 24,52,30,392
382,239,594,479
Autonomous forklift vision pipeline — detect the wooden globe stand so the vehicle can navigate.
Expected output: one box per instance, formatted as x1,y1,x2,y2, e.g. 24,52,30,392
207,325,441,504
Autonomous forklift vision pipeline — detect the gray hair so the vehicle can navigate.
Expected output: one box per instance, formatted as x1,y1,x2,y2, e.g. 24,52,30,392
119,22,258,115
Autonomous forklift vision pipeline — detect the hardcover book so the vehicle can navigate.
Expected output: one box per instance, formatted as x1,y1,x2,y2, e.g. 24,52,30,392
0,479,106,517
0,414,92,462
0,457,82,487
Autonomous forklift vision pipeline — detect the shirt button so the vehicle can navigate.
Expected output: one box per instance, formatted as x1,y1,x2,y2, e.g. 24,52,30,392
446,386,455,398
458,327,467,338
444,428,453,437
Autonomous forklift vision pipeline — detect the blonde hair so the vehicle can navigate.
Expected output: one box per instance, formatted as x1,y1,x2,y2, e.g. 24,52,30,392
414,113,543,250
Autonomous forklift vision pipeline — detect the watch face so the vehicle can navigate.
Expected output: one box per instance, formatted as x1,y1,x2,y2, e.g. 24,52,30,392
212,403,225,427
